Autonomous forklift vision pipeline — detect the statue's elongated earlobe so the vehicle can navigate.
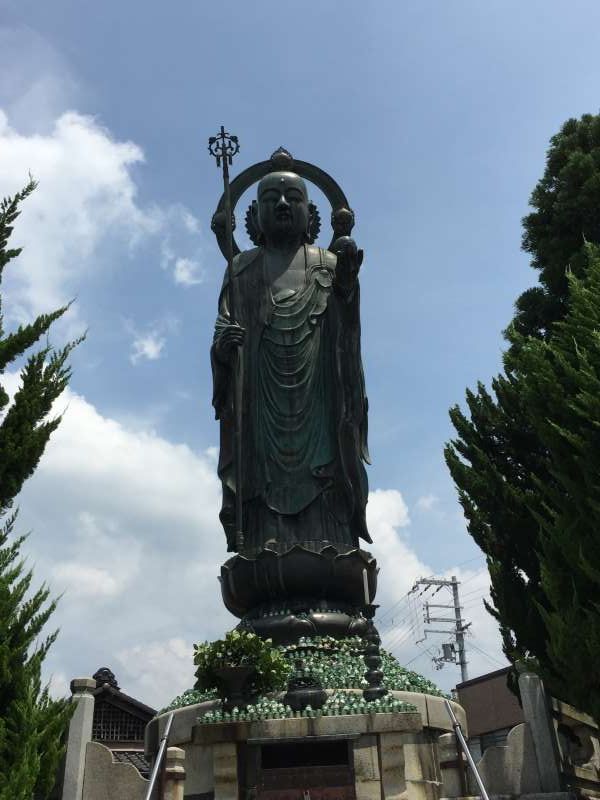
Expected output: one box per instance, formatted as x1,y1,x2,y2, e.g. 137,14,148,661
245,200,264,246
305,202,321,244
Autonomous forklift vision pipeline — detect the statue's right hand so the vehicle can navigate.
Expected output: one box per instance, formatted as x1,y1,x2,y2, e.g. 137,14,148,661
215,323,246,363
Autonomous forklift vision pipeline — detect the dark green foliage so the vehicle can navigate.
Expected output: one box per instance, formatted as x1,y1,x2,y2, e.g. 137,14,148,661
0,181,82,798
193,630,291,697
445,374,554,686
504,246,600,719
445,113,600,709
514,114,600,340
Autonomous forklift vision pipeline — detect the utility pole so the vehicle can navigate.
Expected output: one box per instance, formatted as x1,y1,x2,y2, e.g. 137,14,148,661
410,575,470,682
452,574,469,683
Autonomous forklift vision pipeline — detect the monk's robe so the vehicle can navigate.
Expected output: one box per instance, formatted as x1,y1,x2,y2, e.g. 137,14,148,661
211,244,371,554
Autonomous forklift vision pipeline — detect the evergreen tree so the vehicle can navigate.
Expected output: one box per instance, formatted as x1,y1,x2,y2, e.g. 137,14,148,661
0,180,83,799
515,114,600,341
445,113,600,702
506,244,600,720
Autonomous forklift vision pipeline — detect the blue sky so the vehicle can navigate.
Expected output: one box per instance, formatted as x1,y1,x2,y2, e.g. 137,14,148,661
1,0,600,706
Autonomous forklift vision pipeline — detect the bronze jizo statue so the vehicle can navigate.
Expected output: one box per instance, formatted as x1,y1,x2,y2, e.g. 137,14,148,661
212,169,371,556
210,145,377,643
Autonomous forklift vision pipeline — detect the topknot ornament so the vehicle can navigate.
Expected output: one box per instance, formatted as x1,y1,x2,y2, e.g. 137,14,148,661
270,147,294,171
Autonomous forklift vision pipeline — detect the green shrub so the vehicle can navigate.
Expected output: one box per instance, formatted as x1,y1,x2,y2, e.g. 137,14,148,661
193,630,290,696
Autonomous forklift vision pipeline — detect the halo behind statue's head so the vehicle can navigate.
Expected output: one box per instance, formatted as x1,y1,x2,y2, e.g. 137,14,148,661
211,147,355,257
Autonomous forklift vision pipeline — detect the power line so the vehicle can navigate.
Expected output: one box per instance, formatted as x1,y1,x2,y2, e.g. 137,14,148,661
404,645,437,668
469,644,502,668
377,592,412,624
461,584,489,600
459,567,488,588
383,622,419,652
467,640,506,670
387,595,422,650
462,596,488,612
376,600,413,630
452,555,486,570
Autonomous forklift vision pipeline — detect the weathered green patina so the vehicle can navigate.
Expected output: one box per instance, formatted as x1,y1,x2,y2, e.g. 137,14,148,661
211,171,370,555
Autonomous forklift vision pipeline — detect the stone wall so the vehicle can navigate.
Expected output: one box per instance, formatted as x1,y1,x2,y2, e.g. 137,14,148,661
439,669,600,800
472,723,541,796
60,676,153,800
82,743,148,800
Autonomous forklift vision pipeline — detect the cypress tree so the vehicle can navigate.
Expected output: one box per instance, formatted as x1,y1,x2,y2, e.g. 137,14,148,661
0,180,83,799
445,113,600,702
506,244,600,720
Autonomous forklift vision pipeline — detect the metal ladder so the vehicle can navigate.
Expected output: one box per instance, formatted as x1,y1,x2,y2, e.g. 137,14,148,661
444,699,490,800
144,712,174,800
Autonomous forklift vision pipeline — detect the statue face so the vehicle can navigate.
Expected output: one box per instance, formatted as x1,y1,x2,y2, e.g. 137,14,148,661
256,172,310,244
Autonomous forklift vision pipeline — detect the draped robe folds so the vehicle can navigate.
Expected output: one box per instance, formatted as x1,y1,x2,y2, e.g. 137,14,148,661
211,244,372,554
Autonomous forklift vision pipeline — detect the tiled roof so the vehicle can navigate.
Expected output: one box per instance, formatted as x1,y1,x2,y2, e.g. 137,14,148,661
112,750,151,779
93,683,157,717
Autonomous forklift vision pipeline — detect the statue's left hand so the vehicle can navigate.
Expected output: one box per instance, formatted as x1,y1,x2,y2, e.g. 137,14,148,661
333,236,363,291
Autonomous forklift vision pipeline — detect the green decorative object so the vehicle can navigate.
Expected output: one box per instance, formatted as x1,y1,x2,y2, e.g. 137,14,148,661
168,634,439,716
194,630,290,702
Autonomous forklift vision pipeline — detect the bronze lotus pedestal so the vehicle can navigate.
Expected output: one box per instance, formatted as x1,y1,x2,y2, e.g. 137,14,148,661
219,543,378,644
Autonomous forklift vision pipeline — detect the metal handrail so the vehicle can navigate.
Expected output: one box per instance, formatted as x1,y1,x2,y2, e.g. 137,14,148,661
144,711,174,800
444,699,490,800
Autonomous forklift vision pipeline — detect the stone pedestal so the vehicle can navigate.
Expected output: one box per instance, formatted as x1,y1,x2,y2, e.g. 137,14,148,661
145,693,466,800
164,747,187,800
518,671,562,793
62,677,96,800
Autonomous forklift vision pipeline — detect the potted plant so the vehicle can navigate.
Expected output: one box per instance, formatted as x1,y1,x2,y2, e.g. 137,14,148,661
194,630,290,712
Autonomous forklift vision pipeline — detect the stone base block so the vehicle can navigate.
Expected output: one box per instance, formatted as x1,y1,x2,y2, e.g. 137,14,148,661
145,701,459,800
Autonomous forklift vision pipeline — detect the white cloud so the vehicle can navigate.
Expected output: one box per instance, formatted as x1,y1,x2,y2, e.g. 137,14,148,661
0,110,161,326
415,493,439,512
368,488,411,532
125,315,180,365
181,210,201,234
0,27,80,134
160,221,206,287
0,106,209,354
7,378,229,707
174,257,204,286
50,511,142,597
365,489,507,688
116,639,194,709
367,489,425,608
160,239,175,271
52,563,121,598
130,331,166,364
48,670,69,699
7,376,504,708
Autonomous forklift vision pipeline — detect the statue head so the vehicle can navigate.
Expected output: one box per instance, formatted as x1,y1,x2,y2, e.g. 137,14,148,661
253,171,314,247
